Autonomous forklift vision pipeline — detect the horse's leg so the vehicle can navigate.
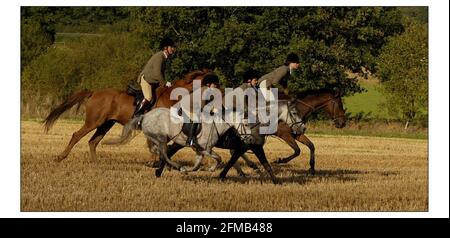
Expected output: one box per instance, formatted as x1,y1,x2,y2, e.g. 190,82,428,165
55,123,98,162
180,152,204,172
155,143,183,177
219,147,247,181
149,154,161,168
88,120,116,162
274,123,301,164
155,137,182,170
274,133,301,164
229,149,258,171
226,150,248,177
144,139,162,168
208,150,223,172
207,150,247,176
251,145,279,184
198,149,244,175
296,134,316,175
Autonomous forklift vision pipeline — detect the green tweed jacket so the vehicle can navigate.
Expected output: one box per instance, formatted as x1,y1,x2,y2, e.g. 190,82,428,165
138,51,167,84
257,65,290,89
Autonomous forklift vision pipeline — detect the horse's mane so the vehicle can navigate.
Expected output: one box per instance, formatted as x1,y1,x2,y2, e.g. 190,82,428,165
156,69,212,98
174,68,212,85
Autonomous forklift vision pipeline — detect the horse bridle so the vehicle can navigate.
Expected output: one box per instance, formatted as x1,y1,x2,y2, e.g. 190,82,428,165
296,95,345,123
285,102,304,130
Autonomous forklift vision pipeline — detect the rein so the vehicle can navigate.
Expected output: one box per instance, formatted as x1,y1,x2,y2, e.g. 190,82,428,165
282,101,303,131
295,95,344,122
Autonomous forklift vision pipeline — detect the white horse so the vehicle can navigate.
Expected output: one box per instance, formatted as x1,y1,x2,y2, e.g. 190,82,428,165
106,107,255,172
152,99,306,179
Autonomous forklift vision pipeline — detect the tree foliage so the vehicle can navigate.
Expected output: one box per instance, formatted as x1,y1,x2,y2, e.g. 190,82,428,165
21,7,57,70
398,6,428,24
22,33,148,107
21,7,409,116
129,7,403,95
377,21,428,123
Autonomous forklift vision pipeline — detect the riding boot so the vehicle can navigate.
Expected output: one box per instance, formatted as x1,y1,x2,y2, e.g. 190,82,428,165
132,98,149,129
133,98,149,117
186,123,202,151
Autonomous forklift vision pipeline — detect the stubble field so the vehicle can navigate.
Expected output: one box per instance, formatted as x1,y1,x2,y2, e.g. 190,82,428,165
21,120,428,211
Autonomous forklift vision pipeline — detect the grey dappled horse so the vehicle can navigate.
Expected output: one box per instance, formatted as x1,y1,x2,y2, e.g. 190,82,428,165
106,107,256,173
155,99,304,184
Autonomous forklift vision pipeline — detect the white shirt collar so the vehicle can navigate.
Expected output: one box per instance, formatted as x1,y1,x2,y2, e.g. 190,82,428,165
163,51,168,59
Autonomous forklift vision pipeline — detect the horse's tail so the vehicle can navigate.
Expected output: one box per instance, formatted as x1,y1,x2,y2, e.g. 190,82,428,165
43,90,93,132
102,115,142,145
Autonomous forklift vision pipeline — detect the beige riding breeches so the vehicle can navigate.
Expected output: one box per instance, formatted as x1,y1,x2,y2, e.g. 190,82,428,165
140,75,153,101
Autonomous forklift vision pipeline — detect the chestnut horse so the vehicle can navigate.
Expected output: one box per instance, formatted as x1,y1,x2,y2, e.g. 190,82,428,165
43,69,211,162
274,89,346,175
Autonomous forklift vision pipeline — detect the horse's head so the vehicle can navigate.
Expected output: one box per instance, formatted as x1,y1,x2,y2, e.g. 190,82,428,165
287,99,307,134
296,89,346,129
323,91,346,128
278,99,306,134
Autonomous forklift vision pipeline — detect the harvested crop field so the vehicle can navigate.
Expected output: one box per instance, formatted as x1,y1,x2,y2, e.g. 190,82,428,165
21,120,428,211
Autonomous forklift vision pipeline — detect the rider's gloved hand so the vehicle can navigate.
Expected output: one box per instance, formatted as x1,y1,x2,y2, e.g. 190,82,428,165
165,81,172,87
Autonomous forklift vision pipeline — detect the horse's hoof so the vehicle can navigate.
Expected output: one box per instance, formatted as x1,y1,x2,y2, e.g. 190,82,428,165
155,170,163,177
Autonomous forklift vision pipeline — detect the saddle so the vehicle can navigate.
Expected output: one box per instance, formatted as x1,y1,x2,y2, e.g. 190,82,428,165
126,84,144,106
126,84,156,109
182,122,202,137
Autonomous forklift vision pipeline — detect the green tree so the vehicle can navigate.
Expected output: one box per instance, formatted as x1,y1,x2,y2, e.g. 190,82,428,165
21,6,406,118
21,7,56,69
399,6,428,24
377,21,428,125
130,7,403,96
21,32,148,116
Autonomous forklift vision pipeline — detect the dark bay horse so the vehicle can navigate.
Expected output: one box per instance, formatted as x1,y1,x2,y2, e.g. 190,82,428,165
43,69,211,162
274,89,346,174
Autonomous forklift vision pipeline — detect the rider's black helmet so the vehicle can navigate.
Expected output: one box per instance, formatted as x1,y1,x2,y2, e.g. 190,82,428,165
285,53,300,65
203,73,220,86
243,69,260,82
160,37,176,49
